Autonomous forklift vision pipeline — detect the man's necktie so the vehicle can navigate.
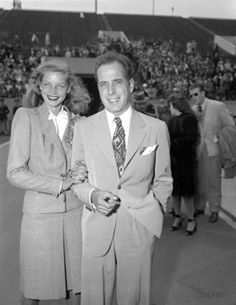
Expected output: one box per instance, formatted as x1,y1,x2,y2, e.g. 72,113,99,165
112,117,126,177
198,104,203,113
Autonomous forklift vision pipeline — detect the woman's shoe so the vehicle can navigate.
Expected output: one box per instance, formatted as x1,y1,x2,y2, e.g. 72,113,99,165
185,219,197,236
171,215,183,231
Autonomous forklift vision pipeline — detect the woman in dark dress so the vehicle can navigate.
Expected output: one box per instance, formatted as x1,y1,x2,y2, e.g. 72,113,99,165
167,94,200,235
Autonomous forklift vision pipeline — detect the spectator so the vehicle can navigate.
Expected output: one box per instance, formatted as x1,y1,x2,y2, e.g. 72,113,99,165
31,33,39,46
0,98,9,135
190,81,234,223
45,32,51,47
167,94,199,235
12,97,22,116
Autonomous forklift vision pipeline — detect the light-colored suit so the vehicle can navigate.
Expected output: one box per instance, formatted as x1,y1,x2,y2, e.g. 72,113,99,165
7,103,83,299
71,108,172,305
194,98,234,212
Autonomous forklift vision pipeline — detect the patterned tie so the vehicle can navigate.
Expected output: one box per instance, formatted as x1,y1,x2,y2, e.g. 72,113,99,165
198,104,203,113
112,117,126,177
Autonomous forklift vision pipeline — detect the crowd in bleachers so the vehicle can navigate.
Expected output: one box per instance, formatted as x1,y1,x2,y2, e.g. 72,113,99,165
1,35,236,102
0,35,236,134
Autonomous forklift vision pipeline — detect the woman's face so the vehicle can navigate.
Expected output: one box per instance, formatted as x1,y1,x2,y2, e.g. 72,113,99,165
40,71,69,114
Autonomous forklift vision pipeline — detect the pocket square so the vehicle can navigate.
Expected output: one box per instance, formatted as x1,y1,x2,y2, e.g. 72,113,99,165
140,144,158,156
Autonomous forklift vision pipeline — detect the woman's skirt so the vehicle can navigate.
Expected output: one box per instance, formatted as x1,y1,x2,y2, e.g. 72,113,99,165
20,208,82,300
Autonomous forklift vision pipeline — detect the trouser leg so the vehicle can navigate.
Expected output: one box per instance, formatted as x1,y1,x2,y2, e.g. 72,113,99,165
194,146,208,211
207,155,221,213
115,206,155,305
81,245,116,305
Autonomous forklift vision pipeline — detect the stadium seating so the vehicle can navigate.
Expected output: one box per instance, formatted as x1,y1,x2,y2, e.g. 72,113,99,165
0,9,235,57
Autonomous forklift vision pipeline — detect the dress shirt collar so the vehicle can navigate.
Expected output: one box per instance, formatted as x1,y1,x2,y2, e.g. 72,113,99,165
199,99,206,112
48,106,68,120
105,106,131,126
48,106,68,140
105,106,132,145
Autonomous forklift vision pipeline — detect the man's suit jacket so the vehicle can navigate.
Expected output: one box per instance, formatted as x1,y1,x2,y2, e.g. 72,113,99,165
71,108,172,257
7,102,81,213
197,98,234,158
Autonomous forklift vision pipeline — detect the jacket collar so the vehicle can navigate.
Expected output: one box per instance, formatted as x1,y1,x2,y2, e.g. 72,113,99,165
37,103,70,156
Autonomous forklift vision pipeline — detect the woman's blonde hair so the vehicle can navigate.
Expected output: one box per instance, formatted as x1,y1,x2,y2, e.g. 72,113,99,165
22,58,91,115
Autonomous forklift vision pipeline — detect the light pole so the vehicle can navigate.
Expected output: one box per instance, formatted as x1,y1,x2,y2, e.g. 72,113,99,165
152,0,155,15
95,0,97,14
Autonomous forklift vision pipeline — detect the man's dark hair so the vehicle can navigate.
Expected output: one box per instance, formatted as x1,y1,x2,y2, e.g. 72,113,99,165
189,80,205,92
94,51,135,82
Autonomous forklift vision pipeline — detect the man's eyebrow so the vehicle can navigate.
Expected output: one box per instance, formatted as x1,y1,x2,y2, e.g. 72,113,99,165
98,80,107,85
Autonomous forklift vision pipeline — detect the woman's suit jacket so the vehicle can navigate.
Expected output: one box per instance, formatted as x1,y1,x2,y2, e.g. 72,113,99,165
7,102,81,213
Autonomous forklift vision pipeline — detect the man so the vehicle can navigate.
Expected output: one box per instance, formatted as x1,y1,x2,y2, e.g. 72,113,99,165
71,52,172,305
189,81,234,223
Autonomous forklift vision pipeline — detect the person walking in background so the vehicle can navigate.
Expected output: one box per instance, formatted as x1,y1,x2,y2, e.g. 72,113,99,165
189,81,234,223
0,98,9,135
12,97,22,116
167,94,199,235
7,59,90,305
45,32,51,47
71,51,173,305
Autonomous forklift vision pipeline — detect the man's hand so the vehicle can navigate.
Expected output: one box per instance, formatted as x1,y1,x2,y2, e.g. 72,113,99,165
91,189,120,216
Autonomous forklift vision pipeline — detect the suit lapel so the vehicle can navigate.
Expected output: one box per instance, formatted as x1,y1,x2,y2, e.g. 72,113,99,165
92,110,117,168
124,110,146,169
38,103,65,156
202,99,211,135
61,110,71,156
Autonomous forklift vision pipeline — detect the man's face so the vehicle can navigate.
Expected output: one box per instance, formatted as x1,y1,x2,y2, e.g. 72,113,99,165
97,61,134,116
189,87,205,106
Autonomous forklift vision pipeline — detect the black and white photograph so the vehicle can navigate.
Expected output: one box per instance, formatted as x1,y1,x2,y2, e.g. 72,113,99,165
0,1,236,304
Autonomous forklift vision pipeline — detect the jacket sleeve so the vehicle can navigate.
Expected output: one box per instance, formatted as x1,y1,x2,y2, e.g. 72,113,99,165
151,121,173,211
7,108,61,196
218,103,235,131
71,121,94,207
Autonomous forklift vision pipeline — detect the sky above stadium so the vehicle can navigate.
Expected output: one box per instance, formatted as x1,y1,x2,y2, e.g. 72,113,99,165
1,0,236,19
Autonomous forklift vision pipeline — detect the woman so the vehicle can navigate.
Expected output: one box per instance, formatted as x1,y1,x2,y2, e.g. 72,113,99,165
167,94,199,235
7,59,90,304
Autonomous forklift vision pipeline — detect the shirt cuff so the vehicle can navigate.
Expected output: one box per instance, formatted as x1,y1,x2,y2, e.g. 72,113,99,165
88,188,97,212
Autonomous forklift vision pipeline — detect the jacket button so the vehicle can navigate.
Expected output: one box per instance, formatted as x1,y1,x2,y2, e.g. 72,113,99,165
117,185,121,189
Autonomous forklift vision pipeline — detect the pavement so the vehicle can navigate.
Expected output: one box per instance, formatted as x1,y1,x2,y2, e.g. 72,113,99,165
0,137,236,305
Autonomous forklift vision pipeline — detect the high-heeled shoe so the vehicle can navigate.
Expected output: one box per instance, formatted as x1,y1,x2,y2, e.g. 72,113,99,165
185,219,197,236
171,215,183,231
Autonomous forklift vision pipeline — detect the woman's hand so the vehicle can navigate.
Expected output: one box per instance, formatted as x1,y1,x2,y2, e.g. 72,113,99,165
69,160,88,184
62,177,75,192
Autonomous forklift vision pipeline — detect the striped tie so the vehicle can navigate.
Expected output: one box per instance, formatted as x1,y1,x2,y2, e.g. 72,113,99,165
112,117,126,177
